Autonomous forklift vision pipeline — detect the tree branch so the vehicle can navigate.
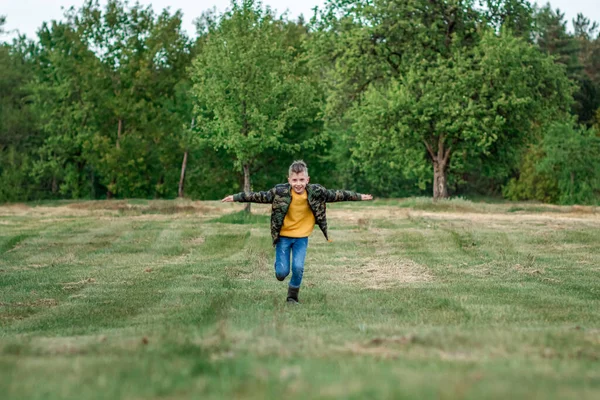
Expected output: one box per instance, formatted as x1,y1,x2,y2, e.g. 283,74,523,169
443,146,452,166
423,139,435,160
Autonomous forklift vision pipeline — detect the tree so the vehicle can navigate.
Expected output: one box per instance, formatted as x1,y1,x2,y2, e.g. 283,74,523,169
309,0,485,196
28,0,193,199
482,0,534,39
350,31,572,199
534,4,582,79
572,13,600,126
191,0,321,212
503,144,560,203
0,19,42,202
533,4,597,126
538,122,600,204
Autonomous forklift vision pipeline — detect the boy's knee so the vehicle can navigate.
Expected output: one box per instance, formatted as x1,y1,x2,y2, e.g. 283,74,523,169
275,273,286,281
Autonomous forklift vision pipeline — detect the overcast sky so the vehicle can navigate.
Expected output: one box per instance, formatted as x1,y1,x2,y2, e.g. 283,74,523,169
2,0,599,42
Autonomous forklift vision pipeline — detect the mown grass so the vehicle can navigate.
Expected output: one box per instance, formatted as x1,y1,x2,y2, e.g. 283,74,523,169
0,199,599,399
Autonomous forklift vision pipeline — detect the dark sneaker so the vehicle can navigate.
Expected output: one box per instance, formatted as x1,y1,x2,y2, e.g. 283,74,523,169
286,286,299,304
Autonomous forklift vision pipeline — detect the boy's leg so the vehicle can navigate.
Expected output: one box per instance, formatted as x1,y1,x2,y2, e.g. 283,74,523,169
274,237,292,281
289,237,308,289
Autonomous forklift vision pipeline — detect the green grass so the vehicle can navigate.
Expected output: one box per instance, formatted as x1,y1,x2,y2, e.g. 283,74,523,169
209,210,271,224
1,199,599,399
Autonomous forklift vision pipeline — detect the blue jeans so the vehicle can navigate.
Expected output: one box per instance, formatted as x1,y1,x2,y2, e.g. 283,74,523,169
274,236,308,288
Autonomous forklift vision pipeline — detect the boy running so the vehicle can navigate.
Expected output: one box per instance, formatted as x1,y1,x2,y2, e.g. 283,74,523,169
222,160,373,303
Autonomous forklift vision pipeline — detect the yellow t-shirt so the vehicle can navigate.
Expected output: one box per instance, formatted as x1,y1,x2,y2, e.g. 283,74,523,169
279,190,315,238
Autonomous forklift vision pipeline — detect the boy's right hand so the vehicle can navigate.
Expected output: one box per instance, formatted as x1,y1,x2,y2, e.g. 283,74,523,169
221,195,234,202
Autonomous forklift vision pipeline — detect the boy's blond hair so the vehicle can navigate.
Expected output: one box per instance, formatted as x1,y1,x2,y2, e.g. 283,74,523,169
288,160,308,177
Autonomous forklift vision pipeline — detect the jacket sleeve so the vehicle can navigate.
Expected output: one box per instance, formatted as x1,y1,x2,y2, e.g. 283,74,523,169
233,188,275,203
323,188,362,202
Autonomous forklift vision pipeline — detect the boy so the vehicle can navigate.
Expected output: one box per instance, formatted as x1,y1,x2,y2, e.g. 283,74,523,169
222,160,373,303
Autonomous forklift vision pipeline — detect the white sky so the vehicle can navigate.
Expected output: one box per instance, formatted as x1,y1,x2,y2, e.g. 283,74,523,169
2,0,599,42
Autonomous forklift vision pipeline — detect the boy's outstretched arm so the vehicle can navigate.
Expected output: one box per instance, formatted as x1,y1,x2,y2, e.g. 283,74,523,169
221,188,275,204
323,188,373,202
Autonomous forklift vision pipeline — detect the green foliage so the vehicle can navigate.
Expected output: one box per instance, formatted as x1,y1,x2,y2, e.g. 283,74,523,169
538,122,600,204
534,4,583,80
0,147,34,202
503,144,560,203
572,14,600,127
309,0,484,195
504,122,600,205
349,30,572,197
482,0,534,39
26,0,194,199
1,0,599,205
0,33,42,202
534,6,600,127
191,0,323,192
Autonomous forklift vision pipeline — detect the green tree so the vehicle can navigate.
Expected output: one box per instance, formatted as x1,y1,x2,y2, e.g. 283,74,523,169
350,31,572,199
503,144,560,203
77,0,193,198
28,17,99,198
0,20,42,201
572,13,600,127
191,0,322,212
534,4,582,79
482,0,534,39
533,4,597,126
537,123,600,204
28,0,193,199
310,0,484,196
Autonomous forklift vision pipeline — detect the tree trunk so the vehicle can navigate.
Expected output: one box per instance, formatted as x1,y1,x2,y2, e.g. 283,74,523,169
424,135,451,200
178,118,194,198
155,175,164,199
243,163,251,213
90,168,96,199
433,161,448,200
109,119,123,199
116,118,122,149
107,179,114,199
178,151,188,198
51,175,57,194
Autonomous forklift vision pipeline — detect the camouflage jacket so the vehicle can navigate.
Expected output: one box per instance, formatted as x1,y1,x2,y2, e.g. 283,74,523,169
233,183,363,245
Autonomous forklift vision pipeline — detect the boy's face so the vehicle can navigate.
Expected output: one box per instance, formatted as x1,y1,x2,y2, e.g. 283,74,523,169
288,171,309,194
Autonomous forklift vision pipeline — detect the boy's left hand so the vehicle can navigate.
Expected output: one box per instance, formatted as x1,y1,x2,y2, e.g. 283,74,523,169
361,194,373,200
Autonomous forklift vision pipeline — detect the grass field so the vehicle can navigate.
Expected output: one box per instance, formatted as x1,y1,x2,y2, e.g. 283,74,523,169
1,198,599,399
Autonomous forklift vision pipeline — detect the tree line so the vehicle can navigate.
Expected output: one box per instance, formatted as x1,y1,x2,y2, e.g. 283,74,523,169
1,0,599,204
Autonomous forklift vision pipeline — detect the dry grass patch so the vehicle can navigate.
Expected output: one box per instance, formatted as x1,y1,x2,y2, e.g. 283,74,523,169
61,277,96,290
0,298,59,308
411,210,600,226
188,236,205,245
0,205,90,217
0,200,220,218
67,200,129,211
335,340,407,359
328,207,409,222
69,200,217,215
329,258,433,289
